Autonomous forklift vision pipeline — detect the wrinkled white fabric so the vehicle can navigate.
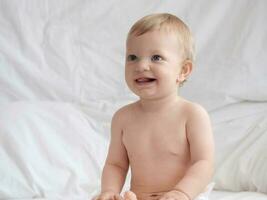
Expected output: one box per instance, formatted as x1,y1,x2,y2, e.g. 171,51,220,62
0,102,108,199
0,0,267,199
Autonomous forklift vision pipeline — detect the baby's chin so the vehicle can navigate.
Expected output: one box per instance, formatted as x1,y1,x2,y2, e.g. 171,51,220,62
132,91,158,100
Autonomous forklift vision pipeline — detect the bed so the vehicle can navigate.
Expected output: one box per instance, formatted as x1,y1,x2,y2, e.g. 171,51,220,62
0,0,267,199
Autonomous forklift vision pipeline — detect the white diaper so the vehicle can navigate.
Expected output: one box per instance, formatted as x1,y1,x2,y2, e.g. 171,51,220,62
194,182,215,200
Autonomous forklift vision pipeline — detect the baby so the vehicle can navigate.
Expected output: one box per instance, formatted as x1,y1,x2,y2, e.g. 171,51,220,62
95,13,214,200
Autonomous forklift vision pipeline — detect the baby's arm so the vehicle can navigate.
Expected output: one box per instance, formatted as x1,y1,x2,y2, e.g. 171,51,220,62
99,109,129,198
167,104,214,200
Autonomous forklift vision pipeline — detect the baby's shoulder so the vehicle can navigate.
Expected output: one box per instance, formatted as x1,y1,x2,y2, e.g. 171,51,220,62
179,99,209,120
111,102,137,122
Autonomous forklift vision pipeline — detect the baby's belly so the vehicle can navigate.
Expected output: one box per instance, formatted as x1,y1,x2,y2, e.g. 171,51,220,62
130,190,167,200
129,157,190,200
130,184,172,200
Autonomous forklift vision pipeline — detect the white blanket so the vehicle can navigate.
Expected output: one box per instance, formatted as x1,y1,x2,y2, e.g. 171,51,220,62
0,0,267,199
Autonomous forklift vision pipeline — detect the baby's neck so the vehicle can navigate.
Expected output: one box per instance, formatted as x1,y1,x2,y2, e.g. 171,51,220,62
138,94,182,113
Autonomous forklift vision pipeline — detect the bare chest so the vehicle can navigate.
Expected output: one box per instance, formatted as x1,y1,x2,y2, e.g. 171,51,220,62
122,114,189,161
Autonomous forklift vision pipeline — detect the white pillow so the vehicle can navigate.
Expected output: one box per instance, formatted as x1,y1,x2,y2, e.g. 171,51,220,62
0,101,110,199
213,109,267,194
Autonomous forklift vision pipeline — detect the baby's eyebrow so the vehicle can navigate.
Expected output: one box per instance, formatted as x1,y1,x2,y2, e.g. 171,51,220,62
125,50,165,57
150,50,165,55
125,49,136,55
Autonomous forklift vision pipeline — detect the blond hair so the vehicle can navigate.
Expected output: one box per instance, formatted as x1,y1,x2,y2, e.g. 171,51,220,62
127,13,195,62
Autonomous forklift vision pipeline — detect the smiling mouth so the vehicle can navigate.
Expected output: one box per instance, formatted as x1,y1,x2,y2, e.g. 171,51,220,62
135,78,157,83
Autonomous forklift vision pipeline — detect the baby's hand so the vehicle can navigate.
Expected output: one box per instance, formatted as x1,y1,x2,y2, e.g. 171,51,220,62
93,191,123,200
158,190,190,200
92,190,137,200
123,191,137,200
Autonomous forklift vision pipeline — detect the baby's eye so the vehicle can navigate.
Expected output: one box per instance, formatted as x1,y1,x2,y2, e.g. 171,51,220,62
127,54,137,61
151,55,163,62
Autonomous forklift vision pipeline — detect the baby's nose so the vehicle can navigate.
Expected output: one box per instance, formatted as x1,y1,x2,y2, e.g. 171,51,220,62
135,59,151,72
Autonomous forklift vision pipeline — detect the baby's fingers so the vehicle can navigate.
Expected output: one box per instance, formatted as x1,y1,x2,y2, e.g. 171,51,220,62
124,191,137,200
158,197,166,200
91,195,98,200
159,198,175,200
159,196,176,200
114,194,123,200
97,194,115,200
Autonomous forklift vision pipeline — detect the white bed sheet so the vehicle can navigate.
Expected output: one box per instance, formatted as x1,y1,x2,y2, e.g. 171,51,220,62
210,190,267,200
0,191,267,200
0,192,266,200
0,0,267,199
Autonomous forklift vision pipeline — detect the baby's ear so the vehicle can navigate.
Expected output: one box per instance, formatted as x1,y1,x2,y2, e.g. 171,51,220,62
177,60,193,82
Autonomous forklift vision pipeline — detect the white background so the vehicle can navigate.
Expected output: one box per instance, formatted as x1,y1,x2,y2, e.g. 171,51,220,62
0,0,267,199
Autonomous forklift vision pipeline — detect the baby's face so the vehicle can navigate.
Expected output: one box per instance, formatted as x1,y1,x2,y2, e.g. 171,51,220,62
125,29,184,99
